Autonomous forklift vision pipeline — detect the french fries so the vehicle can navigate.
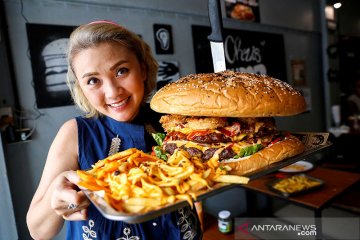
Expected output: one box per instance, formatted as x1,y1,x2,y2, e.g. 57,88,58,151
272,175,322,194
212,175,249,184
77,148,249,214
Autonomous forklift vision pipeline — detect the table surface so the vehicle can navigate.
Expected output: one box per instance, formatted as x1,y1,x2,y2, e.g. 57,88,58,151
242,167,360,209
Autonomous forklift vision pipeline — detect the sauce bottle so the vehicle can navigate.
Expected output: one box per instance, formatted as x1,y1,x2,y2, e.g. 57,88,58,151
218,210,233,234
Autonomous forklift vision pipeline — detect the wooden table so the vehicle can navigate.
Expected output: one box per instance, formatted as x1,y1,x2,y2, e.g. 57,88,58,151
241,167,360,239
243,167,360,210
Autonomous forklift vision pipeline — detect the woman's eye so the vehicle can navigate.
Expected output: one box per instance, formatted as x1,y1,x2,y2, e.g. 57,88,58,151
116,68,129,77
87,77,99,85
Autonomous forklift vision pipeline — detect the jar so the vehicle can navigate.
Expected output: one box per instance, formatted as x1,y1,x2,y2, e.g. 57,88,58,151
218,210,233,234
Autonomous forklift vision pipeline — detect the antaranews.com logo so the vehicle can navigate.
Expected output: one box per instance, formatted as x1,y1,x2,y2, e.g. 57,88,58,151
235,217,360,240
237,221,316,239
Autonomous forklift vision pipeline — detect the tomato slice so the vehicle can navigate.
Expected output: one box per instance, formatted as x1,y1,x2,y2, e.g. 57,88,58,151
219,122,241,137
187,130,213,140
270,137,282,145
218,128,232,136
165,131,187,141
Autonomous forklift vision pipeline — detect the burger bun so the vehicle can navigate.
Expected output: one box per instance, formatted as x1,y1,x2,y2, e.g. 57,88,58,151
220,135,305,175
150,71,306,117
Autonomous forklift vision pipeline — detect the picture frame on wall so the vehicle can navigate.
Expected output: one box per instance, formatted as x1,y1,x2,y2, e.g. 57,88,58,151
26,23,75,108
224,0,260,23
291,59,307,86
153,24,174,54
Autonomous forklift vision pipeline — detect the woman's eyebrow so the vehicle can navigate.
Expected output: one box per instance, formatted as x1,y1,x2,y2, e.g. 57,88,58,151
81,72,99,79
81,60,129,78
110,60,128,71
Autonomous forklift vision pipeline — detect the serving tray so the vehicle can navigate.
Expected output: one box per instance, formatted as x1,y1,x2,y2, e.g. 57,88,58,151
84,136,331,223
84,182,232,223
267,174,325,198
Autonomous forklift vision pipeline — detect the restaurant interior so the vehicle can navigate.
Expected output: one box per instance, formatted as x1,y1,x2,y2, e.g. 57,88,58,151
0,0,359,239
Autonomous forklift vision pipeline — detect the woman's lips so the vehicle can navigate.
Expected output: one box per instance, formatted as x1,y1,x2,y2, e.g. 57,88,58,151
107,97,130,108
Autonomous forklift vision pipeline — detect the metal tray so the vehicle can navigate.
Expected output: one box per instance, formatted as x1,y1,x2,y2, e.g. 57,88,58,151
84,141,332,223
84,182,233,223
266,174,325,198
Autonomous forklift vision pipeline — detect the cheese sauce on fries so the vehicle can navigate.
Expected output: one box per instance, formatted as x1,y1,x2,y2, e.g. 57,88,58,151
77,148,249,214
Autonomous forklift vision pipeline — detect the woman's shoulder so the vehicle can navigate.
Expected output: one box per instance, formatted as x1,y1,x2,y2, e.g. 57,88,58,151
49,119,78,162
74,115,104,129
59,119,78,133
55,119,78,147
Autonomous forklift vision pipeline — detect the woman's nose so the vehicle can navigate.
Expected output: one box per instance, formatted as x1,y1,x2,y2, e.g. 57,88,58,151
104,78,122,98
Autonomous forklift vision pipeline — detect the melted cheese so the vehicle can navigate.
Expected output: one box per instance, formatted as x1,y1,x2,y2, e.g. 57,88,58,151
168,128,222,134
166,140,229,152
254,122,264,133
168,127,192,134
166,140,254,155
232,134,247,141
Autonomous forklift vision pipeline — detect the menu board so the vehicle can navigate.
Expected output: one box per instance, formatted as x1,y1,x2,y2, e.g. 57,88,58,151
192,25,287,81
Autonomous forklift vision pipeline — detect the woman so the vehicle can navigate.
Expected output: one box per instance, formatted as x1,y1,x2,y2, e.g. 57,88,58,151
27,20,202,240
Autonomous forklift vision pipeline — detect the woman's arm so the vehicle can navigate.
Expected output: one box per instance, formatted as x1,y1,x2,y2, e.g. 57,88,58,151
26,119,89,239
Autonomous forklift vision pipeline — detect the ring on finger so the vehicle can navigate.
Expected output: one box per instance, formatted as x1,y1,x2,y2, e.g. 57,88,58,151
67,203,78,210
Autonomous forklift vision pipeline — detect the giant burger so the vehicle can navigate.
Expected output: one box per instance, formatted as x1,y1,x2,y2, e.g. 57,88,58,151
150,71,306,176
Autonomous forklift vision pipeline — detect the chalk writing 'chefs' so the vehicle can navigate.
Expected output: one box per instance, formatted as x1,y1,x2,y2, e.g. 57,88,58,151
224,36,262,64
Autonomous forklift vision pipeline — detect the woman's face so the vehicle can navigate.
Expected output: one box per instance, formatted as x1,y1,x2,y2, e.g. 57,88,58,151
72,42,146,122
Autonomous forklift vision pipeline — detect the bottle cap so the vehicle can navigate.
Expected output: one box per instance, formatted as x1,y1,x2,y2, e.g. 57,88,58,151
218,210,231,219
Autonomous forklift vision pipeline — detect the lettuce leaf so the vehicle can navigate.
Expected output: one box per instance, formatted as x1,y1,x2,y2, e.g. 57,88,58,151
234,144,263,159
152,132,166,146
153,146,168,161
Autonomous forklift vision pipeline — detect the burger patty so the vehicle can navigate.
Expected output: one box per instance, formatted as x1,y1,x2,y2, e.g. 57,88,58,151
166,131,231,144
164,143,236,161
165,128,276,144
159,116,278,162
163,133,277,162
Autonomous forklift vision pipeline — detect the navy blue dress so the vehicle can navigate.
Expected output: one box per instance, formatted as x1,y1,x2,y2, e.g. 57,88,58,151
66,105,202,240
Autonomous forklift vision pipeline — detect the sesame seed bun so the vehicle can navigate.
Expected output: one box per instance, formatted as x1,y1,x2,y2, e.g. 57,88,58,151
150,71,306,117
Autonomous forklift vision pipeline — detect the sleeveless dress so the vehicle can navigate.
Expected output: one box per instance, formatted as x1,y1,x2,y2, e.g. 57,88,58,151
66,105,202,240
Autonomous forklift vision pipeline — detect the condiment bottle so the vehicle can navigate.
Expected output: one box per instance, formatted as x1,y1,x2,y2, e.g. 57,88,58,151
218,210,233,234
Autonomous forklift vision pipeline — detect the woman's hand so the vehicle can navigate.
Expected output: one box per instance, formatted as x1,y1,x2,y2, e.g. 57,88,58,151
51,170,90,221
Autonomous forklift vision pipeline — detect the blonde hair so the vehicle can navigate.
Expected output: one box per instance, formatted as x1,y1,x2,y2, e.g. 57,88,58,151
66,21,158,118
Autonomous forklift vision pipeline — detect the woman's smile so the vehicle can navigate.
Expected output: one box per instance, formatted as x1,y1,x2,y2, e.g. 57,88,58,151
107,96,130,108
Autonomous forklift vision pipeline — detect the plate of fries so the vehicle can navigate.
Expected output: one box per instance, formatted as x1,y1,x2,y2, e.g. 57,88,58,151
278,160,313,173
267,174,324,198
77,148,249,223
